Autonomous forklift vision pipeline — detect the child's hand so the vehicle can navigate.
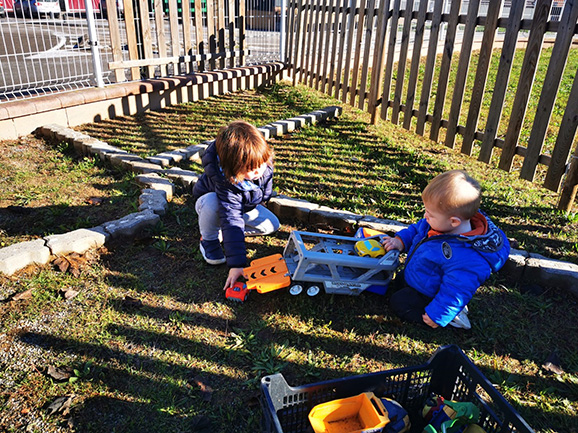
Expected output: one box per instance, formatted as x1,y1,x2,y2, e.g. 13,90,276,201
381,235,404,252
422,313,439,328
224,268,245,291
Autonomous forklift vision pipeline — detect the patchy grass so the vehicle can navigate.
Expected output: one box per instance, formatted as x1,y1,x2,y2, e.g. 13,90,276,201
0,82,577,433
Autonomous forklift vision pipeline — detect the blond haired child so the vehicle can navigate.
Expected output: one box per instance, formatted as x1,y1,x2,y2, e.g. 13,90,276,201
193,121,280,290
382,170,510,329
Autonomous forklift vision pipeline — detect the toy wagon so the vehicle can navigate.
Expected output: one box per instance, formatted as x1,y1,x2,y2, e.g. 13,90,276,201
225,231,399,301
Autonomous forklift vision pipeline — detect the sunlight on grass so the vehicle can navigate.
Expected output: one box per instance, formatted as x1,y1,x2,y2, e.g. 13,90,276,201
1,82,577,433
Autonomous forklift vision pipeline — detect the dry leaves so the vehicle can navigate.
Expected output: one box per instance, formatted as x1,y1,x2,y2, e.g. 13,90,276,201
60,288,80,300
11,289,33,301
85,197,104,206
46,395,75,416
189,376,213,402
52,253,89,277
47,365,74,381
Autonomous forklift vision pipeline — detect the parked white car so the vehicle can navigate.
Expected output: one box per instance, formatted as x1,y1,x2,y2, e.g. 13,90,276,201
14,0,61,18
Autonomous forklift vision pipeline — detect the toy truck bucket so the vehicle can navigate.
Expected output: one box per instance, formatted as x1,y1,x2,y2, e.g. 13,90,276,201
282,231,399,296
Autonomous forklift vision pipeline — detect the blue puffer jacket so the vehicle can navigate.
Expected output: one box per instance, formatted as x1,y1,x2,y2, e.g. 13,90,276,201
396,212,510,327
193,141,274,268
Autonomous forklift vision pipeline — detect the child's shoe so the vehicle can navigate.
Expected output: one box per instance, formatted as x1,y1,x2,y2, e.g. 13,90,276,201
449,306,471,330
199,238,226,265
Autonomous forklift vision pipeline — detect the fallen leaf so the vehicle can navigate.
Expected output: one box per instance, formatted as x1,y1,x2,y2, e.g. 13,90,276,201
67,254,88,277
190,376,213,402
46,395,74,415
542,352,564,375
62,289,79,300
53,257,70,273
47,365,74,381
52,254,88,277
86,197,103,205
12,289,33,301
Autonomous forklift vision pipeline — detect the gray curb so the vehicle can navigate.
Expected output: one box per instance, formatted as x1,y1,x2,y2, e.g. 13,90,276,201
2,106,577,299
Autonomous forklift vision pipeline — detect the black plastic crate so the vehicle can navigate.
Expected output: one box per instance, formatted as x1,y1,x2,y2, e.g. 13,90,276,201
261,345,534,433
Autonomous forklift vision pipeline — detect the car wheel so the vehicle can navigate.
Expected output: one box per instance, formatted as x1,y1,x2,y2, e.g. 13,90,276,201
307,285,321,297
289,284,303,296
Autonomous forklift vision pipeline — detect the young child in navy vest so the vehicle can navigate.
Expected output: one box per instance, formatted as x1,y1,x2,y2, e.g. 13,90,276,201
381,170,510,329
193,121,279,290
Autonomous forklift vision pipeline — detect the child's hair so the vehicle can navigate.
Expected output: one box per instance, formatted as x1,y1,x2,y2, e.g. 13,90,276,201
422,170,481,219
215,121,273,183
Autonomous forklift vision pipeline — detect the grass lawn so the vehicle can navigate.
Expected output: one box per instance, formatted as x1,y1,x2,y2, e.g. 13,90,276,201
0,82,577,433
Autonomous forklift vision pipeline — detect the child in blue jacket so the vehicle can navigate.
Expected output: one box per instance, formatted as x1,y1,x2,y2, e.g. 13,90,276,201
381,170,510,329
193,121,280,290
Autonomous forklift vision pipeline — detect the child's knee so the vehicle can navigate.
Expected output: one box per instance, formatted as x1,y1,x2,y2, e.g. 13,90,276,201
255,217,280,235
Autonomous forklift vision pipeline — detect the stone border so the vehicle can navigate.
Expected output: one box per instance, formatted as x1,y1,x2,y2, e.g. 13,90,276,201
0,105,342,276
1,105,577,298
0,62,286,140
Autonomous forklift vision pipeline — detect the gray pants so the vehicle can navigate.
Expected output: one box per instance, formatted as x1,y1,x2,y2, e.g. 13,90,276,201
195,192,280,241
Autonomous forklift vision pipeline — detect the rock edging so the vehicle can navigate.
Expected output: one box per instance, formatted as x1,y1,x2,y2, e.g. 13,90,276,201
1,105,576,298
0,106,342,277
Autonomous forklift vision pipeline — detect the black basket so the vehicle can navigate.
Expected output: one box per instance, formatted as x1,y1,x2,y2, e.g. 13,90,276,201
261,345,534,433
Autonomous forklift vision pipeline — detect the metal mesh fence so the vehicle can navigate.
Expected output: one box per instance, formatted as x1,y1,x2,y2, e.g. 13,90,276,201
0,0,284,102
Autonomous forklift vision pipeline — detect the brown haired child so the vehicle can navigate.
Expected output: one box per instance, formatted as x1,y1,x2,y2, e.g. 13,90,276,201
193,121,279,290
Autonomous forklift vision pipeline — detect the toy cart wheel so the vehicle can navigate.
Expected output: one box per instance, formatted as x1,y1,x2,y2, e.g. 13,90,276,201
307,285,321,297
289,284,303,295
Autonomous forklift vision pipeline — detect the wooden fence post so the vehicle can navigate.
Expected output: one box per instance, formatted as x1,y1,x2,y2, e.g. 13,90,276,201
105,0,125,82
429,0,461,142
520,0,578,181
461,0,504,156
443,0,480,149
314,0,329,90
319,0,335,93
368,0,389,123
391,0,413,125
348,0,367,106
558,152,578,212
239,0,246,67
402,0,428,130
478,0,526,163
498,0,551,172
194,0,205,72
545,67,578,195
153,0,168,77
379,0,400,121
357,0,377,110
415,0,443,135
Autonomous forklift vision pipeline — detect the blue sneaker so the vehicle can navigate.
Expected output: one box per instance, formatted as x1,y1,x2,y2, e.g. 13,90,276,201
199,238,226,265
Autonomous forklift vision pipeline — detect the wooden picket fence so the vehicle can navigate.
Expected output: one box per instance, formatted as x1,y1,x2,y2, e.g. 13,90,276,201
286,0,578,210
104,0,248,81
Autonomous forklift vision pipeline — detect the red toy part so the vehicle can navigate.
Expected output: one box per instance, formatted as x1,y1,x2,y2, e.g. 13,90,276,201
225,282,249,302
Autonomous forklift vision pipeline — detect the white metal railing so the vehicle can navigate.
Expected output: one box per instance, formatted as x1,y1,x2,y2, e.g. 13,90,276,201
0,0,284,103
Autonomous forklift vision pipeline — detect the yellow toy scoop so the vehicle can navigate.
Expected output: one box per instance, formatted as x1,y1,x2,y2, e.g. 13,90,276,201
243,254,291,294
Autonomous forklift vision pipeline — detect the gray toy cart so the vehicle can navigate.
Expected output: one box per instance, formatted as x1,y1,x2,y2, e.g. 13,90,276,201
281,231,399,296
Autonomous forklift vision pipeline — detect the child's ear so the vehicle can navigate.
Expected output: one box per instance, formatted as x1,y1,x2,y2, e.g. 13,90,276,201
450,216,462,227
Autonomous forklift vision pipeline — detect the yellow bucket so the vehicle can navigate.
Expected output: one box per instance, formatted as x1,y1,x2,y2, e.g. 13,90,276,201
308,392,390,433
